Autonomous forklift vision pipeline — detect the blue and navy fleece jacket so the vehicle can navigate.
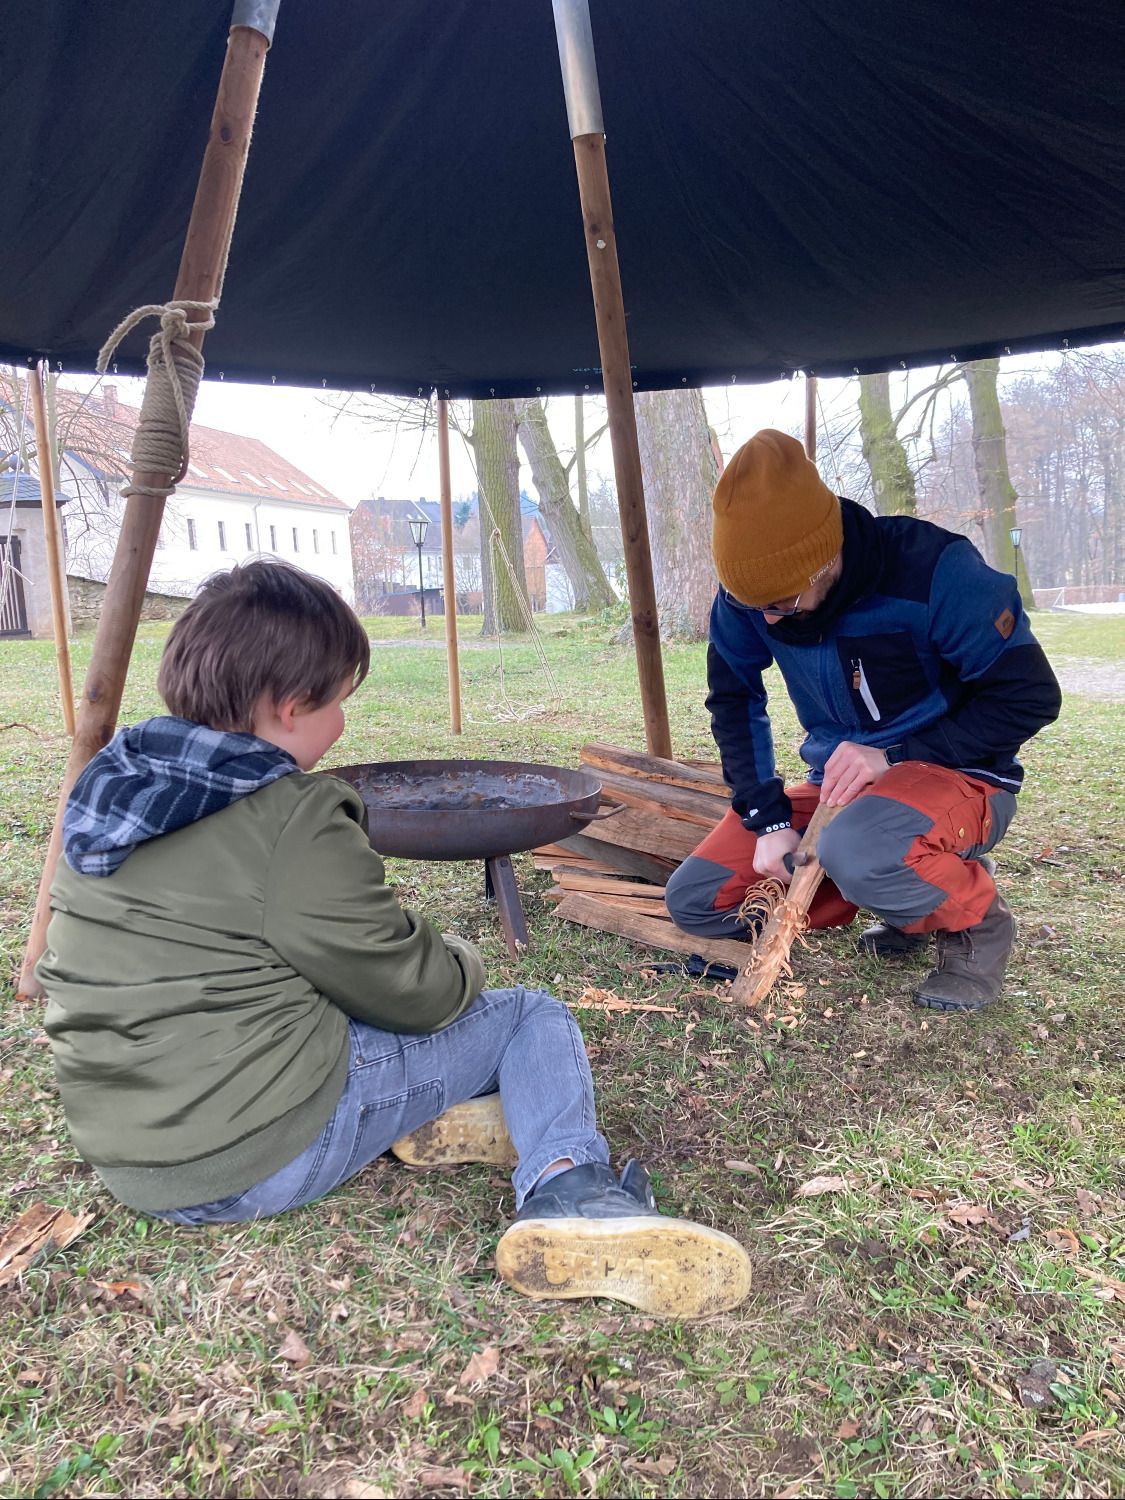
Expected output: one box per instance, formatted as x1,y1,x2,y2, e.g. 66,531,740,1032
707,498,1062,833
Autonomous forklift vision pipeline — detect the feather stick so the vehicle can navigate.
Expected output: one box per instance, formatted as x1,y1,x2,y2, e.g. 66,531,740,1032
731,802,841,1007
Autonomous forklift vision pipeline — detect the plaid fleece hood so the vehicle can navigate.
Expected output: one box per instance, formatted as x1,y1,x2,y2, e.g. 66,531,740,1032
62,716,298,876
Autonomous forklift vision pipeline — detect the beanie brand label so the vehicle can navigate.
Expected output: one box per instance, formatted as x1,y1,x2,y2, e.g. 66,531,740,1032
994,608,1016,639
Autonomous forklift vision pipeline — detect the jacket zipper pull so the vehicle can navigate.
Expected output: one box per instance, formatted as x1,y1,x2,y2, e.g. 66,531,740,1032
852,658,881,721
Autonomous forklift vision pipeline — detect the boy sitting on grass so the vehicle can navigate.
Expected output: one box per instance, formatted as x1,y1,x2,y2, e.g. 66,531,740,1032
37,560,751,1319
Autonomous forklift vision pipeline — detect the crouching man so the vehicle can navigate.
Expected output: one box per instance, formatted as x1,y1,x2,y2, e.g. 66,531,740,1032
666,430,1061,1011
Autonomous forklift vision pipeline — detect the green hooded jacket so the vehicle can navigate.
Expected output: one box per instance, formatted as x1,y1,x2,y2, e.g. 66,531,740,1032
37,773,486,1211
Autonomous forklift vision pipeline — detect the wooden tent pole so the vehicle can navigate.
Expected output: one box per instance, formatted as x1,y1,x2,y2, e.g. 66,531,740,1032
804,373,817,462
18,5,279,998
436,396,462,734
552,0,672,759
28,363,75,736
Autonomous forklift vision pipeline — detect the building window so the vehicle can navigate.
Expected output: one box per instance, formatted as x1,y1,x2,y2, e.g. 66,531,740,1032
218,520,227,551
312,529,320,554
269,525,277,551
187,519,197,550
331,531,337,555
292,527,299,552
245,522,254,550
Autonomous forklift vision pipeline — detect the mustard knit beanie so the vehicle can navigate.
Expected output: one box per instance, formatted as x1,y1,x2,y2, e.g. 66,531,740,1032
711,429,843,607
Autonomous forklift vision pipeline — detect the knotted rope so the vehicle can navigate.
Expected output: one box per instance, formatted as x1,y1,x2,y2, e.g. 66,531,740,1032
96,300,217,498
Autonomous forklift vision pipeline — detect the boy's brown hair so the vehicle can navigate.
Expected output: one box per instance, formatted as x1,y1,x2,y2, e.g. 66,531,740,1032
158,560,370,731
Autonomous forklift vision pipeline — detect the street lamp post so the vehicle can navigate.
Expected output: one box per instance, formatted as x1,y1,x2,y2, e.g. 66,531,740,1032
1009,525,1023,586
409,515,429,628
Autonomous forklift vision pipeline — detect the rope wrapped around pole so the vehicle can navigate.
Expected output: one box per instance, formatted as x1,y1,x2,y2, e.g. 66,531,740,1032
18,15,273,1000
96,300,217,496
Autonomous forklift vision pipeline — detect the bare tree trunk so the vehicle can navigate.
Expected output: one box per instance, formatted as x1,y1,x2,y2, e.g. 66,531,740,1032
857,372,917,515
470,398,529,634
574,395,592,542
633,388,718,641
515,398,615,612
963,359,1034,606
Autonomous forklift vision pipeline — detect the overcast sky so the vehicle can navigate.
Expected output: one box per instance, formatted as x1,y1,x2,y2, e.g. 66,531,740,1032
59,345,1106,510
62,368,852,507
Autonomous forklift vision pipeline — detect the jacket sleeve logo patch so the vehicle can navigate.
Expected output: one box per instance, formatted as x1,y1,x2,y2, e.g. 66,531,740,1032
994,608,1016,639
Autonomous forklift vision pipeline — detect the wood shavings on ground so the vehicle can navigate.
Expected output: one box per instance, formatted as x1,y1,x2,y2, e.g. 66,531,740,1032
566,985,678,1016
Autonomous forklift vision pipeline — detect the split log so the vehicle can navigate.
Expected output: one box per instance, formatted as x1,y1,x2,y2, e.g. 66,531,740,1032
580,742,728,794
584,767,725,828
553,872,667,897
555,832,676,885
555,891,747,967
575,805,700,863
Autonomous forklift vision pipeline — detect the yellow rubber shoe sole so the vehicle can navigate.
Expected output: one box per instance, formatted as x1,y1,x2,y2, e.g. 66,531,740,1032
390,1094,516,1168
495,1215,752,1319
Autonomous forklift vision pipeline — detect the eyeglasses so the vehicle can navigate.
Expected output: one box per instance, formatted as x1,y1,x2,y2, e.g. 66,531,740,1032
750,590,806,617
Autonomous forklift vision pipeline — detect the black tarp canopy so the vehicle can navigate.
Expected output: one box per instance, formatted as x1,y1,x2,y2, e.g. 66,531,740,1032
5,0,1125,398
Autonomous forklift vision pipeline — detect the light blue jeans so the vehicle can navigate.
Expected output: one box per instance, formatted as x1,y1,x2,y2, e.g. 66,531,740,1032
154,986,609,1224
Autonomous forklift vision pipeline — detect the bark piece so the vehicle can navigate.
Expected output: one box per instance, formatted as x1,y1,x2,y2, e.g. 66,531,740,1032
0,1203,96,1286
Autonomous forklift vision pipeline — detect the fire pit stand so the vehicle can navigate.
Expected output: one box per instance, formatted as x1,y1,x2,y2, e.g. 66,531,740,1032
325,759,615,959
484,855,530,955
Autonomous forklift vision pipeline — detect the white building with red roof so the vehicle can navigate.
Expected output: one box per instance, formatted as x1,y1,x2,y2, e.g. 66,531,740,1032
56,385,354,603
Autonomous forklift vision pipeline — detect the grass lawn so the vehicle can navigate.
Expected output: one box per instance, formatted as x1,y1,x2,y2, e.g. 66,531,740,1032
1,609,1122,1499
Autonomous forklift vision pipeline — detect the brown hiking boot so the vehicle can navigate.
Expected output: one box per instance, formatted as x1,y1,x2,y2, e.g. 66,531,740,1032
913,892,1015,1012
391,1094,516,1167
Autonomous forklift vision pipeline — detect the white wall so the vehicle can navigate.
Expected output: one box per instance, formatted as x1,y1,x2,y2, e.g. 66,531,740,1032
6,507,72,638
63,475,355,604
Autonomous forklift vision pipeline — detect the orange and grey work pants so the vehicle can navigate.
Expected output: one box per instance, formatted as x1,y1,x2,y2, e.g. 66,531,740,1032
664,762,1017,940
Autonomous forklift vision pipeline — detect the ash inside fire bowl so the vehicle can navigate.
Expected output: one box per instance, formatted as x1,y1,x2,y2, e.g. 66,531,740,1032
351,769,565,812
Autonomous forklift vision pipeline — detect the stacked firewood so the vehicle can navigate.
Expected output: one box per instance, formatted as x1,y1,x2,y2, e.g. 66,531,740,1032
532,743,748,967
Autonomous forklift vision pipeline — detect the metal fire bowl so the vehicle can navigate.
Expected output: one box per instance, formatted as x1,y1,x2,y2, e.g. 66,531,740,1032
326,758,604,862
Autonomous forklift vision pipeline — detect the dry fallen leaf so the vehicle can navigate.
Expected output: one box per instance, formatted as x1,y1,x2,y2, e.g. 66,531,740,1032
1071,1265,1125,1304
278,1328,312,1367
795,1174,850,1199
1076,1187,1101,1218
1075,1429,1118,1449
724,1159,759,1175
416,1467,470,1491
835,1419,861,1439
944,1202,1008,1234
0,1203,96,1287
1043,1227,1081,1259
626,1455,677,1480
458,1345,500,1386
906,1186,947,1204
401,1386,429,1419
93,1278,150,1307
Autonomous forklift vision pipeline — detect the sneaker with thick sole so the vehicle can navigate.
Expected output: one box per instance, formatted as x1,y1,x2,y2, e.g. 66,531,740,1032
495,1161,752,1319
913,891,1015,1012
391,1093,516,1167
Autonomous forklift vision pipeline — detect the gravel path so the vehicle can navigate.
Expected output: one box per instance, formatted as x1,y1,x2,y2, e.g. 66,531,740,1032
1052,661,1125,702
